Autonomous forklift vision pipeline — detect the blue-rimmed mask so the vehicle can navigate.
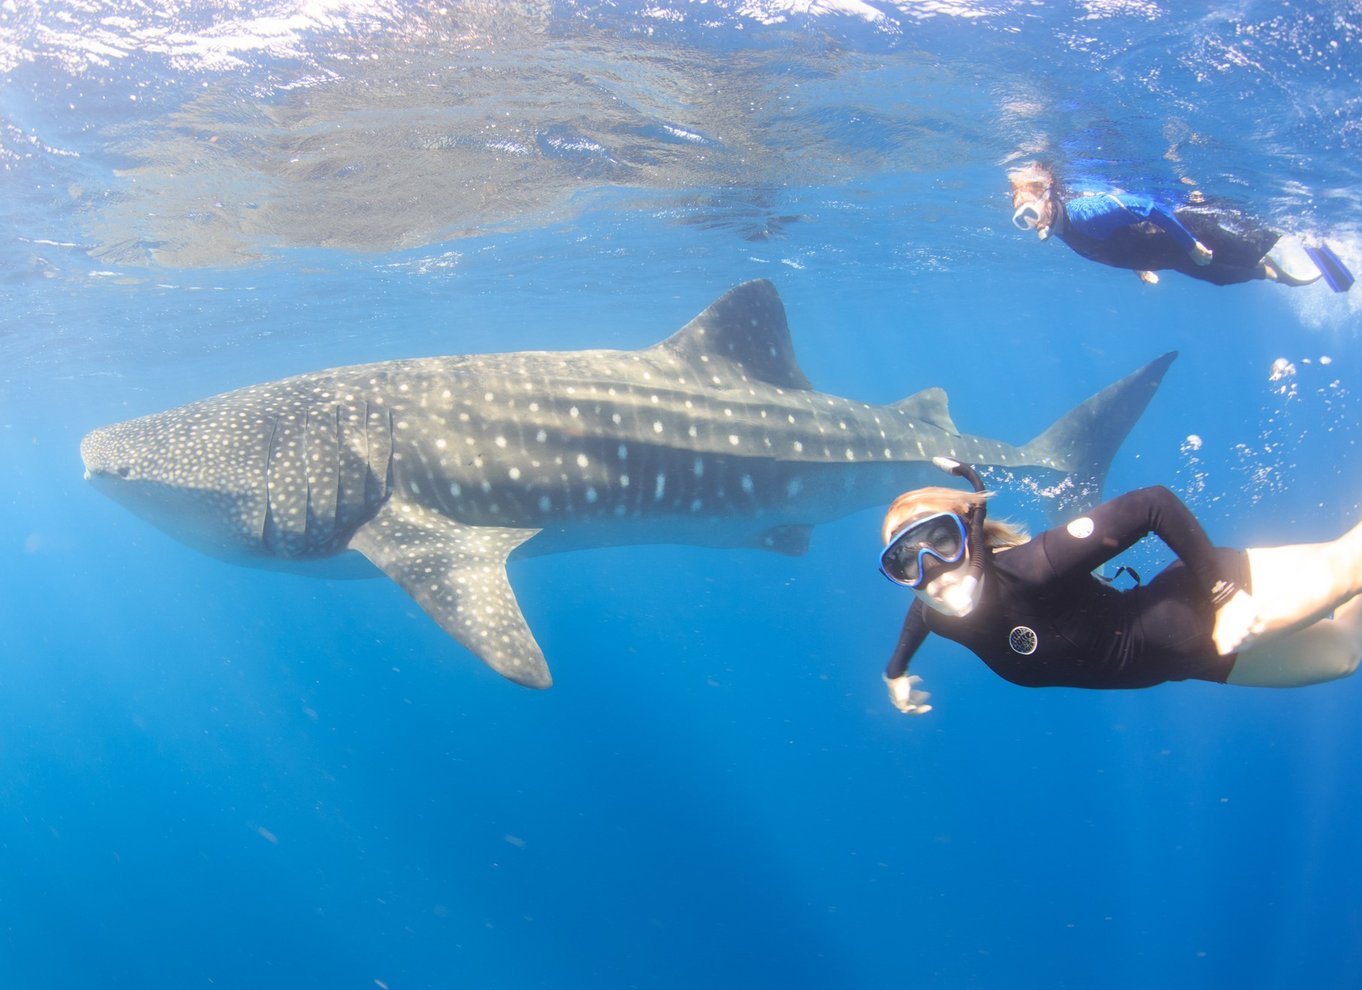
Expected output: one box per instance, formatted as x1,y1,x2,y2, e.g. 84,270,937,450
879,511,969,588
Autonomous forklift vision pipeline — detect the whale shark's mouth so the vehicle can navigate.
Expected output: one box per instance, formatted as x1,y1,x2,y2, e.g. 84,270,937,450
80,425,138,486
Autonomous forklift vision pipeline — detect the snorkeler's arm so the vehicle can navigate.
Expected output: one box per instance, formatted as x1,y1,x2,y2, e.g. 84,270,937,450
1138,199,1212,263
1140,202,1199,251
1070,192,1210,262
885,600,929,679
1038,486,1238,603
884,601,933,714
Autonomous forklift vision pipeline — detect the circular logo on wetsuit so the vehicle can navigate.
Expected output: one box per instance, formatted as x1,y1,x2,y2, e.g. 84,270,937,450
1066,516,1095,539
1008,625,1038,655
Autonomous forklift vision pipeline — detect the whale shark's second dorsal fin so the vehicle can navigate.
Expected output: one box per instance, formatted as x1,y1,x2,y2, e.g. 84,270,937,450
654,279,813,391
891,387,959,434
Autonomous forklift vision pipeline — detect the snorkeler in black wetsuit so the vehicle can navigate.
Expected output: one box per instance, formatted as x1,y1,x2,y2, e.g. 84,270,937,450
885,485,1247,690
878,460,1362,714
1007,162,1354,291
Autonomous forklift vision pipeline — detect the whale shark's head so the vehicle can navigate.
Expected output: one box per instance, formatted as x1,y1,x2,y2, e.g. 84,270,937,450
80,408,271,560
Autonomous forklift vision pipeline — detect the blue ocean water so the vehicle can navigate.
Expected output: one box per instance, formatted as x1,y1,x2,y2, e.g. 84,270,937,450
4,2,1362,988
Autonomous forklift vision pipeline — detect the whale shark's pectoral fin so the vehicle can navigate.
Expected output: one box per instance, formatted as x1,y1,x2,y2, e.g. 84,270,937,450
347,500,550,689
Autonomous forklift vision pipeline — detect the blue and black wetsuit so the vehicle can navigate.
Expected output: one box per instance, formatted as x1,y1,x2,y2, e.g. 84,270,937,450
1055,190,1279,286
885,486,1248,689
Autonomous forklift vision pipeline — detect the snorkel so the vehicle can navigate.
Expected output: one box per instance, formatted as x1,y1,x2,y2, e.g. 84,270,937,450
927,456,989,617
1008,165,1059,241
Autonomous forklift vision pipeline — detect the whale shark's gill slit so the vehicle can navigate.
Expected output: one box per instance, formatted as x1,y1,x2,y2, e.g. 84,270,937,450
361,399,374,505
331,403,344,539
361,400,396,510
262,417,281,552
385,407,396,500
302,406,313,549
362,397,373,503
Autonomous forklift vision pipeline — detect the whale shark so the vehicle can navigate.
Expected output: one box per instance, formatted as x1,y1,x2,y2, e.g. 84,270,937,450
81,280,1174,688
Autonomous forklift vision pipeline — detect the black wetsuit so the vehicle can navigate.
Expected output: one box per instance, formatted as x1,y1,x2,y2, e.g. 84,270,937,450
1054,190,1280,286
885,486,1248,689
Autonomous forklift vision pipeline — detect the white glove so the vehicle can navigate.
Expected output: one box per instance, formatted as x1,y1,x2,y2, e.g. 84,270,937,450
1190,240,1214,266
1213,588,1262,656
885,674,933,715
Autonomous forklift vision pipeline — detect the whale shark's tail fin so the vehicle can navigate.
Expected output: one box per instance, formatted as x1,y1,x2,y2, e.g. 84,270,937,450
1017,351,1177,514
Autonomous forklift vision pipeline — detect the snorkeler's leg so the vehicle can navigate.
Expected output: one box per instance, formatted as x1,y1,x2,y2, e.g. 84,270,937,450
1243,519,1362,640
1227,595,1362,686
1263,235,1325,287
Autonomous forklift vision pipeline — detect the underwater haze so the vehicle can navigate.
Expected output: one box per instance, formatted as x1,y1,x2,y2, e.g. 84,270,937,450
5,2,1362,988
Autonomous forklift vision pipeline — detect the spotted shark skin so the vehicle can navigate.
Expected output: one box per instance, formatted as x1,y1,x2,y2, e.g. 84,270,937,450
81,280,1174,688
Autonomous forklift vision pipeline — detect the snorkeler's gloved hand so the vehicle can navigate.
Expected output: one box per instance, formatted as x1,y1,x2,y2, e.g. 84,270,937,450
1190,241,1214,266
884,673,932,715
1212,588,1261,655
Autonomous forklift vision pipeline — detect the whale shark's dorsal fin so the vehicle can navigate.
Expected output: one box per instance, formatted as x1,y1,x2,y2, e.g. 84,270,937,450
890,387,959,435
654,279,814,391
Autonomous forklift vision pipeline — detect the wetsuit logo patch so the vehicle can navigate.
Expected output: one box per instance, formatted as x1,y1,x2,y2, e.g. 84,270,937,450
1008,626,1038,655
1066,516,1095,539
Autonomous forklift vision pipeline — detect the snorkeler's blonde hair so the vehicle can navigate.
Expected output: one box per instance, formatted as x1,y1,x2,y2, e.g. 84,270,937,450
881,486,1029,549
1007,162,1055,200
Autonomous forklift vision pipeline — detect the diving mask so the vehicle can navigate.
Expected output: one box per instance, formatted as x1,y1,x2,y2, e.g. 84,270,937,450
879,511,968,588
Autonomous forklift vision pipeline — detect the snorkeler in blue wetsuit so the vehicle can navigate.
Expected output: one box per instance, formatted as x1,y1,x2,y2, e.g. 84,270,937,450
876,459,1362,715
1008,162,1354,291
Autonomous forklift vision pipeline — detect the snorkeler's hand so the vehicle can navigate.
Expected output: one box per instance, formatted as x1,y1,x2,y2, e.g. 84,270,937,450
885,674,932,715
1190,240,1213,266
1213,588,1261,655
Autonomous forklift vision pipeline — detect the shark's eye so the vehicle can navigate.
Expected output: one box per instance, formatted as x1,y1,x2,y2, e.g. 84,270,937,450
116,466,131,478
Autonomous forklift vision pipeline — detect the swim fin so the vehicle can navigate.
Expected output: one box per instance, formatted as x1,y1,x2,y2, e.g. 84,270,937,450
1304,242,1355,293
1264,235,1323,286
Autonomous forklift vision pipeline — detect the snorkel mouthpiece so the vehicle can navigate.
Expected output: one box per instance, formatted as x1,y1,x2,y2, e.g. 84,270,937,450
930,458,989,615
1012,203,1040,232
934,573,981,618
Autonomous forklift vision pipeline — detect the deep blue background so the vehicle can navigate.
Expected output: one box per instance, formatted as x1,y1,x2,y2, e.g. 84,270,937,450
4,3,1362,989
